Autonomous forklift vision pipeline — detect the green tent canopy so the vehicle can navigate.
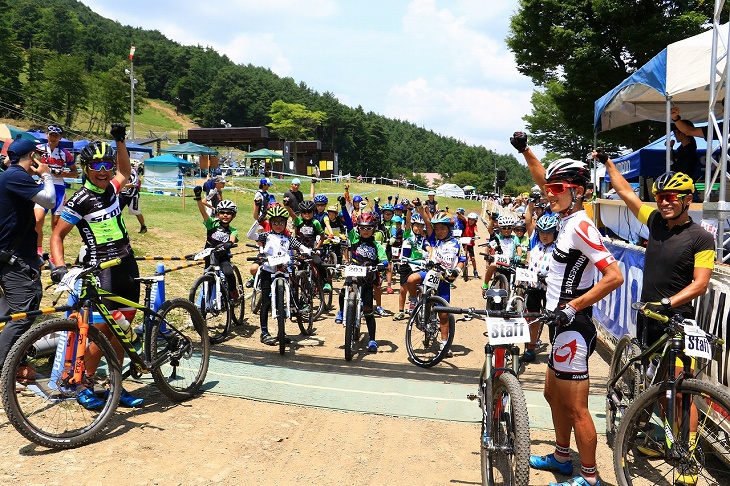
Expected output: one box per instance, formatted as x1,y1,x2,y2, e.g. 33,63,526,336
243,148,283,159
160,141,218,156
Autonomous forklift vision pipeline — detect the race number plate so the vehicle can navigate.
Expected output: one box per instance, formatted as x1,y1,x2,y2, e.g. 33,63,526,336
54,268,84,294
494,254,510,267
193,247,213,261
344,265,367,277
267,254,290,267
452,229,462,237
459,237,472,245
485,318,530,345
391,246,401,258
684,322,712,360
515,267,537,283
424,269,440,289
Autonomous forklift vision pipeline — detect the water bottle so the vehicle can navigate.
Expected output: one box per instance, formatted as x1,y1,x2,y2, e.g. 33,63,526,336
646,355,661,381
112,310,136,343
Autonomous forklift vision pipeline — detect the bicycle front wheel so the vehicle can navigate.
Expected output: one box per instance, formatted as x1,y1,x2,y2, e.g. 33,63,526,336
231,265,245,326
613,378,730,486
189,274,231,344
606,334,642,447
405,295,455,368
151,298,210,401
295,271,315,335
275,278,287,355
344,290,358,361
0,318,122,449
481,373,530,486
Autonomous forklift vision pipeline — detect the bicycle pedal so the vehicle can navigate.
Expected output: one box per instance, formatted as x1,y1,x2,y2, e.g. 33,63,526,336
467,393,477,401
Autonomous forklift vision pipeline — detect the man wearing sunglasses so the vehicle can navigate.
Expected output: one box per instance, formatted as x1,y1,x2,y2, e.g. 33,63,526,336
34,125,78,262
50,124,144,410
511,132,623,486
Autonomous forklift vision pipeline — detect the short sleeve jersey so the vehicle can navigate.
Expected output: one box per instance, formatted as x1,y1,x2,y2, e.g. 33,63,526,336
61,179,131,266
256,231,304,273
293,216,324,248
528,241,554,290
546,211,616,310
39,144,74,185
120,167,141,197
429,237,463,270
0,165,43,258
637,205,715,316
203,217,238,248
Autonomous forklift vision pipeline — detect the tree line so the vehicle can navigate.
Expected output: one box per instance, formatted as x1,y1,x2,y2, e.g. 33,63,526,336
0,0,533,192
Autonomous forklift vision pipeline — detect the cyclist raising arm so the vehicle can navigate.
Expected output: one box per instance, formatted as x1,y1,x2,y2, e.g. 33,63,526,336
511,132,623,486
50,125,144,410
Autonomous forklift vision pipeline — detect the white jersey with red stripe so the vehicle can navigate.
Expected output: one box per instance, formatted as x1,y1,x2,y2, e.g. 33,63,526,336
546,210,615,310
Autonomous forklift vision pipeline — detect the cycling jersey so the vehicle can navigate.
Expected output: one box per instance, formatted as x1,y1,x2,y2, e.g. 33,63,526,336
313,211,327,225
203,217,238,248
462,223,478,244
546,211,615,310
491,233,521,260
120,167,141,198
425,198,438,214
39,144,74,185
256,231,305,273
402,229,427,261
61,179,131,266
293,216,324,248
527,241,553,290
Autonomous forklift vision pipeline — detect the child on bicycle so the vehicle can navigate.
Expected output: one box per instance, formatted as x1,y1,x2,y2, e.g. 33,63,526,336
336,211,388,353
393,211,429,321
255,205,311,346
521,213,559,363
193,187,239,299
405,205,464,357
482,215,522,295
50,130,144,410
462,212,480,278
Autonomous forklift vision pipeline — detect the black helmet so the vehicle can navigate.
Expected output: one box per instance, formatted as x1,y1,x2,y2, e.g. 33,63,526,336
299,200,316,213
80,141,116,164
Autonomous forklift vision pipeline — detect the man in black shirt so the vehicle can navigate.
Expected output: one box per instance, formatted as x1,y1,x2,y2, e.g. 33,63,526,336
283,177,304,214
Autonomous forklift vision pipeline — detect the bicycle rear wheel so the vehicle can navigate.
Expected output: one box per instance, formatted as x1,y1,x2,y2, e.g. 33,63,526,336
606,334,642,447
0,318,122,449
150,298,210,401
275,279,287,355
251,285,261,315
295,271,315,335
189,274,231,344
613,378,730,486
481,373,530,486
344,290,358,361
231,265,245,326
405,295,455,368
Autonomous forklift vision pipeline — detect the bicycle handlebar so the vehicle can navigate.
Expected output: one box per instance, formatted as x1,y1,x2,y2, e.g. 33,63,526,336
632,302,724,345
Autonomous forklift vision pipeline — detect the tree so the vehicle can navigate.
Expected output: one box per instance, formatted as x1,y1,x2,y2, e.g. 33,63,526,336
507,0,716,152
0,0,24,116
268,100,327,168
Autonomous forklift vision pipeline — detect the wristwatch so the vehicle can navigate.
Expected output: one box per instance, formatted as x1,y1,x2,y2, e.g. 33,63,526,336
661,297,671,310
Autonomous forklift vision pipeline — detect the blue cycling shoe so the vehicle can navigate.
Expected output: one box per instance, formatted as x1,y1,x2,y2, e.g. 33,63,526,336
529,454,573,475
104,388,144,407
549,476,600,486
368,340,378,353
335,311,343,324
77,388,105,410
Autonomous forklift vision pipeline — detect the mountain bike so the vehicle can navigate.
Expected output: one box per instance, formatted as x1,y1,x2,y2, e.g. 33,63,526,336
608,303,730,486
340,263,383,361
404,260,456,368
247,252,316,355
437,306,554,486
188,245,245,344
0,258,210,449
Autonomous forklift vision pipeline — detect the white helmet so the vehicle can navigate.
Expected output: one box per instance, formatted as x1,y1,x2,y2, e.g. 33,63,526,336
467,212,479,220
497,215,517,227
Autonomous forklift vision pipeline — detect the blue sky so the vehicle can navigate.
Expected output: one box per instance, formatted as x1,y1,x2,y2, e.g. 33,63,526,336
80,0,543,158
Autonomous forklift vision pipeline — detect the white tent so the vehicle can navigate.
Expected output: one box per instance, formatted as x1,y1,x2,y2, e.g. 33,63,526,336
594,24,728,132
434,183,465,198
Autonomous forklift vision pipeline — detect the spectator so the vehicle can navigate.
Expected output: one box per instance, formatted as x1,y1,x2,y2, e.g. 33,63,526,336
283,177,304,214
253,177,275,222
202,175,226,216
119,166,148,233
0,138,55,372
203,167,222,194
670,121,699,179
34,125,77,261
425,190,439,215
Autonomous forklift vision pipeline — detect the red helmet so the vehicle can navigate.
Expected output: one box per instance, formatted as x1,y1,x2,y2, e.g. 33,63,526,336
357,211,378,228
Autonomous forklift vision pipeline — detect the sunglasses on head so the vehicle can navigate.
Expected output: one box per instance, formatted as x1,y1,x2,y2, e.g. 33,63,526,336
544,182,580,195
47,126,62,134
88,160,116,172
655,192,688,204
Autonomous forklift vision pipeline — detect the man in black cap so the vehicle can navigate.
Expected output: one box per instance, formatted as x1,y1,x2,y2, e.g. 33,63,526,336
0,137,55,372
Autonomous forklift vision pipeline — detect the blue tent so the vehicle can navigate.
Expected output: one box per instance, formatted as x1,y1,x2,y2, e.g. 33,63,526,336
144,153,193,167
72,140,154,156
594,25,728,133
603,133,713,182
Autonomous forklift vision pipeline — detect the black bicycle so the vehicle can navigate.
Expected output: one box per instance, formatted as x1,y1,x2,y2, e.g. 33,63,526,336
340,263,383,361
608,303,730,485
0,258,210,449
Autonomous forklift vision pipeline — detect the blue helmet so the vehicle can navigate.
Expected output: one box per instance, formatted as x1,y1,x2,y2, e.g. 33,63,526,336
381,203,395,212
536,214,560,233
430,212,454,226
394,204,405,211
313,194,328,204
411,213,424,224
353,195,363,204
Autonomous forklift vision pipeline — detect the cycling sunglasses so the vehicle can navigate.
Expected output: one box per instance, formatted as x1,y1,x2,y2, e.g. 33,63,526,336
217,210,235,215
544,182,580,195
88,160,116,172
47,125,62,134
655,192,689,204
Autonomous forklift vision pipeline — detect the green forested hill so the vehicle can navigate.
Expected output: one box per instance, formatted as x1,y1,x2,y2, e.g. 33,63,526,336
0,0,533,193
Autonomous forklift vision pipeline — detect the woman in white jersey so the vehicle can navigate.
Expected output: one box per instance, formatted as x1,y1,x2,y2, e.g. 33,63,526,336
511,131,623,486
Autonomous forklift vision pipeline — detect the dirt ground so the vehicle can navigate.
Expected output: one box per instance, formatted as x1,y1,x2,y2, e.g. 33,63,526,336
0,271,618,486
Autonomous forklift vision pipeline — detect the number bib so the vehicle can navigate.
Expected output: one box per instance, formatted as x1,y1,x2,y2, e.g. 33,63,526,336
515,267,537,283
267,254,290,266
424,269,441,289
684,321,712,360
494,254,510,267
391,246,402,259
344,265,367,277
459,236,472,245
485,318,530,345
